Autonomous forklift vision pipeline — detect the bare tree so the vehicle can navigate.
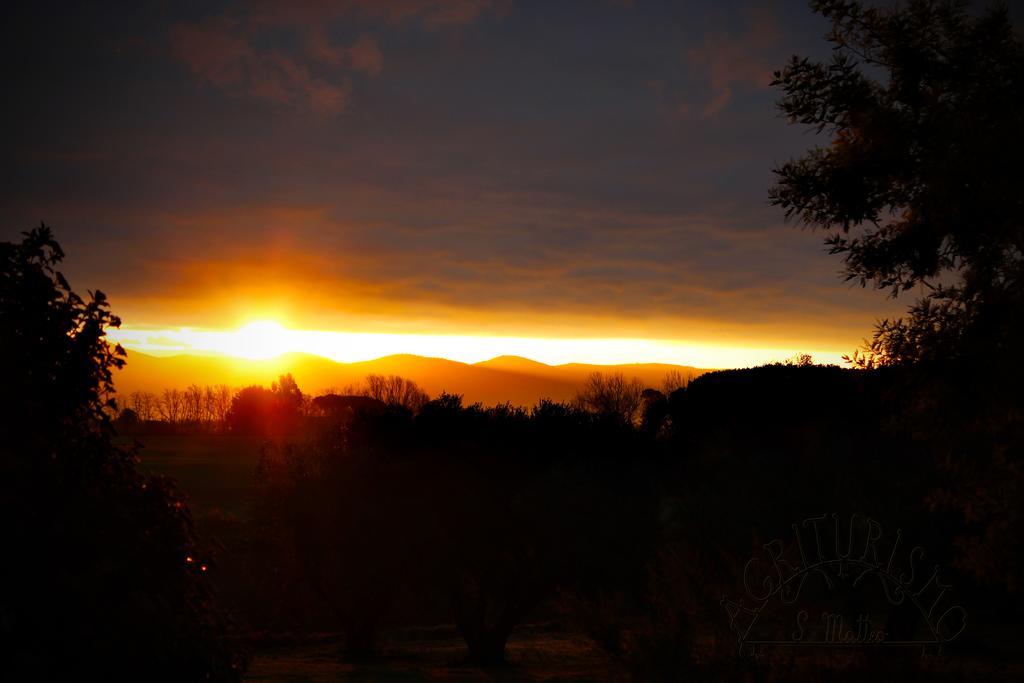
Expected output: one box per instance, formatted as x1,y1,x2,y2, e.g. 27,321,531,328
159,388,182,424
143,392,158,422
361,374,430,412
202,386,216,423
662,369,694,395
574,372,645,423
214,385,232,424
184,384,204,423
145,391,157,421
126,386,234,426
128,391,158,422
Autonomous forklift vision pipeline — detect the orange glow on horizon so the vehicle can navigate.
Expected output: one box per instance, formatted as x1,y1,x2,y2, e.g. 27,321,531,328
107,320,849,369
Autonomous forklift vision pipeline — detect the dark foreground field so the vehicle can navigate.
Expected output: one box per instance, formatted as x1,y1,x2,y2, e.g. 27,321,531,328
125,428,1024,683
128,434,627,682
245,627,1023,682
247,624,623,682
125,434,263,513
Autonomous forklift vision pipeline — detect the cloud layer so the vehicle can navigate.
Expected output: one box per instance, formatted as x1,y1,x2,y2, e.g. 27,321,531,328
1,0,903,359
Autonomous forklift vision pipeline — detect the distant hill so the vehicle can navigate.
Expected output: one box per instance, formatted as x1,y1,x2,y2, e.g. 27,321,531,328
115,351,708,407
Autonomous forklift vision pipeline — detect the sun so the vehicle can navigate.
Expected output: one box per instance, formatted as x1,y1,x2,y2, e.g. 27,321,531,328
232,320,292,360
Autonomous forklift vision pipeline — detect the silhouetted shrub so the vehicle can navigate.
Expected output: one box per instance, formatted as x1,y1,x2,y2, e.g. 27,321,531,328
772,0,1024,369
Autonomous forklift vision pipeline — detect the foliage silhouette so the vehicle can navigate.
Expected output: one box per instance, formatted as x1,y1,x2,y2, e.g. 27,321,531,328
0,225,245,680
772,0,1024,594
362,373,430,412
311,392,387,419
574,371,646,424
771,0,1024,368
226,373,303,437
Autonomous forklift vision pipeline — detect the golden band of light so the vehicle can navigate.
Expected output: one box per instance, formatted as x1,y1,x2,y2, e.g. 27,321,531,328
107,320,847,368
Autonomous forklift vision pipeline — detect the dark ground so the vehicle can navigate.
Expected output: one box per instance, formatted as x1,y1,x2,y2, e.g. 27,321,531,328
247,624,625,682
127,435,625,682
125,433,1024,682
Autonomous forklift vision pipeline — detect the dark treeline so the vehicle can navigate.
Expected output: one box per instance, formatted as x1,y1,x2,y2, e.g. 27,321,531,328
114,373,431,436
115,369,689,436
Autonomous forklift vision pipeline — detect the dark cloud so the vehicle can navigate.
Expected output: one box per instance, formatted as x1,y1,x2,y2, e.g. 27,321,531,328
686,4,783,116
165,0,503,115
169,17,354,115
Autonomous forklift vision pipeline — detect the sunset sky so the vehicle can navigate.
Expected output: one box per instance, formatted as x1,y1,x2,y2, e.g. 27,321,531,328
2,0,904,367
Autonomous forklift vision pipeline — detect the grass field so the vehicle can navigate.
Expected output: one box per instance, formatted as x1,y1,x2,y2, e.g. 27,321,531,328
118,433,625,681
118,434,265,514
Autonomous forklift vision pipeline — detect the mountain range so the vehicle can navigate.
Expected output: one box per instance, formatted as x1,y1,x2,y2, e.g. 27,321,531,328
115,351,707,407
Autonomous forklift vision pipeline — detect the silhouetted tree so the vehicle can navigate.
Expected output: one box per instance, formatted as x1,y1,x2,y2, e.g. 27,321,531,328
639,388,669,436
271,372,303,414
184,383,204,423
771,0,1024,367
203,384,232,425
227,375,304,437
359,374,430,412
128,389,158,422
160,387,183,423
0,225,244,679
773,0,1024,594
311,393,386,421
661,369,693,394
575,372,646,423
